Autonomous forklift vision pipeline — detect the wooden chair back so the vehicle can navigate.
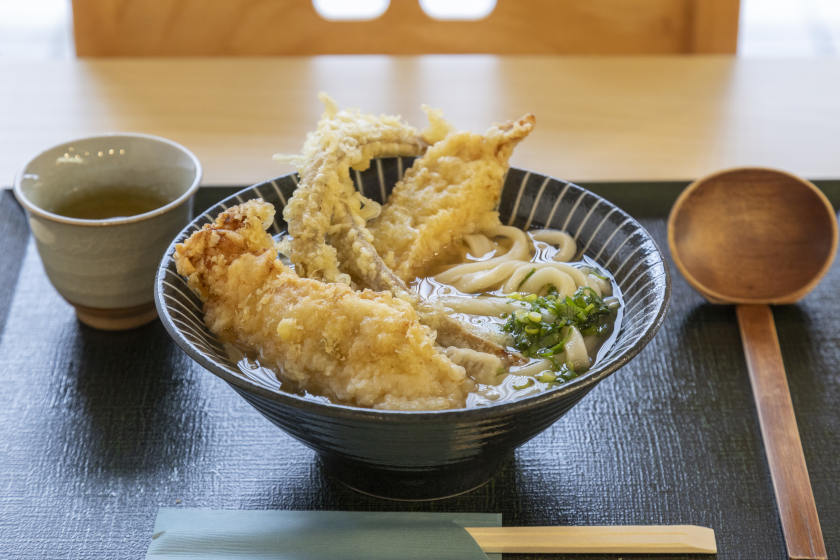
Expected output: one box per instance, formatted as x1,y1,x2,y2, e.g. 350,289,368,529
73,0,740,56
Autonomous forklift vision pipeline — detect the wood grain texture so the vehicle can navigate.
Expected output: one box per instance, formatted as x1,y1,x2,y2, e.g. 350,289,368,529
736,304,826,560
465,525,717,554
668,168,838,305
72,0,739,56
690,0,741,53
0,189,838,559
4,56,840,187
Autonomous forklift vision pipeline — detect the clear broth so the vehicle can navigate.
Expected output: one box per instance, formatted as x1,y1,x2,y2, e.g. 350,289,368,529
413,256,623,407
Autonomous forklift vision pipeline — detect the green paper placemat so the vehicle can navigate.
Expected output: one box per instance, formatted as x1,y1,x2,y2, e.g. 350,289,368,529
147,509,502,560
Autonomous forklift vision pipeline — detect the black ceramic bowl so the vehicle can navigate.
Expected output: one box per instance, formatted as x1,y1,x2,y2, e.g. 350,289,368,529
154,158,670,500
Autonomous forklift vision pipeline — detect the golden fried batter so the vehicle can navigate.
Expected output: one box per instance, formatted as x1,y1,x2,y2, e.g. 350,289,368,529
281,94,451,284
370,114,536,281
174,200,472,411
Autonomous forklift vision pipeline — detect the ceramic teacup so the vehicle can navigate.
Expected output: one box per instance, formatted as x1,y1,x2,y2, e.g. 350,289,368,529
13,133,201,330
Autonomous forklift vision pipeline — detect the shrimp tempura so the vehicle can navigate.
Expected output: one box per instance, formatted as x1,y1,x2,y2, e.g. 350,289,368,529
174,199,472,411
369,114,536,281
281,94,450,284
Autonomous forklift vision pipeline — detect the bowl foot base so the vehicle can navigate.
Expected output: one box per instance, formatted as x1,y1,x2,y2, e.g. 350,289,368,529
73,302,157,330
318,453,510,501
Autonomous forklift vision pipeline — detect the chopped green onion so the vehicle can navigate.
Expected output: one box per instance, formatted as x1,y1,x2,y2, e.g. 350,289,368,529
516,267,537,290
512,378,535,390
501,285,614,370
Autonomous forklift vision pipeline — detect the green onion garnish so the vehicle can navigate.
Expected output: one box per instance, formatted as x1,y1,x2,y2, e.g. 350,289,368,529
516,267,537,290
502,286,613,363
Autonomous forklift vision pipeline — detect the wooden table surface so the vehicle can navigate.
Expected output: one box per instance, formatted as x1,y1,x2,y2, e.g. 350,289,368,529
3,55,840,185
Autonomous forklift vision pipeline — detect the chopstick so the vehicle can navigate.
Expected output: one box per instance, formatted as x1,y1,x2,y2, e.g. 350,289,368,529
464,525,717,554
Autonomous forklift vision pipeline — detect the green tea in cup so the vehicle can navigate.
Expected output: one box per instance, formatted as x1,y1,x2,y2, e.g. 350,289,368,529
52,186,172,220
13,133,202,330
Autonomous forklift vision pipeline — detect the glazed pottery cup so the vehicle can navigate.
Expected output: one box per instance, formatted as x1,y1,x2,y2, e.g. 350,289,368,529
14,133,201,330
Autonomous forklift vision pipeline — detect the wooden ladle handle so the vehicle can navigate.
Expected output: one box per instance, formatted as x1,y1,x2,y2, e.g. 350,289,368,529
736,304,826,560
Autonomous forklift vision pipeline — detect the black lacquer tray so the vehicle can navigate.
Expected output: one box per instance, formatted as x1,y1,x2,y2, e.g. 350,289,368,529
1,180,838,559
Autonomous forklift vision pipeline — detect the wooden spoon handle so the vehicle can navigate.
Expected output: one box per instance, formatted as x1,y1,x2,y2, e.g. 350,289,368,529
464,525,716,554
736,304,826,559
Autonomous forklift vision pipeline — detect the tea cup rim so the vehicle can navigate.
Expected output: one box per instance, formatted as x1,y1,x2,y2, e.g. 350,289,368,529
13,132,202,227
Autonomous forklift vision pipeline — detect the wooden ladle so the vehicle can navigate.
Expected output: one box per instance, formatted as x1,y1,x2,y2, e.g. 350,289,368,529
668,167,837,560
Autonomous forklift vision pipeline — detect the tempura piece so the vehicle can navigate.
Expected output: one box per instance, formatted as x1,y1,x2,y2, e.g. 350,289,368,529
278,96,523,365
281,94,451,284
369,114,536,281
174,200,473,411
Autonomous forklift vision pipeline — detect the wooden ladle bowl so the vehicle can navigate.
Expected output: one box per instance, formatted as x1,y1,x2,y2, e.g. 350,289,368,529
668,167,836,304
668,167,837,560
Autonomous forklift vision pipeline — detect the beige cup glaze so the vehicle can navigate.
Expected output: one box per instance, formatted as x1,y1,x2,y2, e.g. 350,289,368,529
13,133,202,330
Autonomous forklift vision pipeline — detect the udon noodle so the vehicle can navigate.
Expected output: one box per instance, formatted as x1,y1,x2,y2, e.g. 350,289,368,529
413,225,621,406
